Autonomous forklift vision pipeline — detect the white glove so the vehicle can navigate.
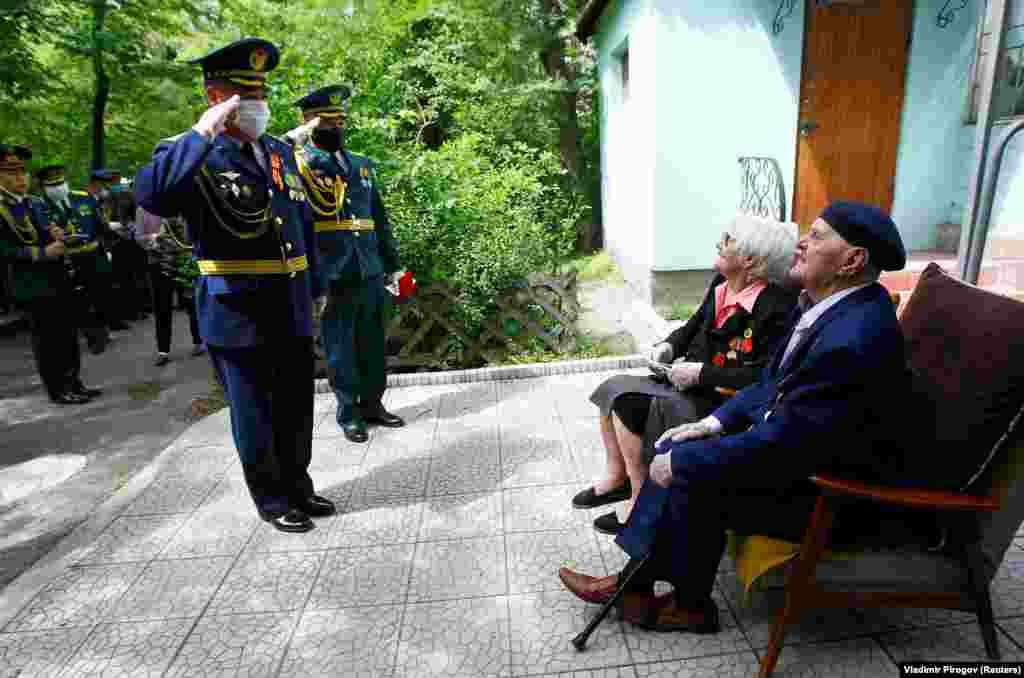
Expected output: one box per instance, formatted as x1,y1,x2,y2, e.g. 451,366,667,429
668,362,702,390
385,270,405,295
284,116,321,146
107,221,123,232
650,452,674,488
316,296,327,315
647,342,673,364
193,95,240,140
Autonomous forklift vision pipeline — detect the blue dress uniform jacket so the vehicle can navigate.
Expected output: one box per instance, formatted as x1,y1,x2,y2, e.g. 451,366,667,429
615,283,916,606
135,129,322,348
297,144,400,286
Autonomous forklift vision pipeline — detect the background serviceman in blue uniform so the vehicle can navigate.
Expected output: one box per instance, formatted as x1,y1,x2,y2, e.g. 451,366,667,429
134,38,334,533
0,143,100,404
291,84,406,443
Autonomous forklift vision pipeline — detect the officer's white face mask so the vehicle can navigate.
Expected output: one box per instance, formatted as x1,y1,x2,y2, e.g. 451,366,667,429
235,100,271,140
45,183,70,205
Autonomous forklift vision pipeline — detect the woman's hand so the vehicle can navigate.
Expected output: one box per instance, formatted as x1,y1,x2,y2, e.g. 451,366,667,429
668,362,702,390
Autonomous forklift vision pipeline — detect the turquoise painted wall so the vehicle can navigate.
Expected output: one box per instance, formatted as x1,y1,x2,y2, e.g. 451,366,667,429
891,0,979,251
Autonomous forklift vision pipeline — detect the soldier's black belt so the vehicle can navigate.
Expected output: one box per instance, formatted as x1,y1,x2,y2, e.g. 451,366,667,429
314,218,375,233
197,255,308,275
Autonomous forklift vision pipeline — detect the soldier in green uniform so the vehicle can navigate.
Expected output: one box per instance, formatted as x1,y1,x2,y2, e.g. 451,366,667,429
290,84,406,443
0,144,100,404
34,164,124,353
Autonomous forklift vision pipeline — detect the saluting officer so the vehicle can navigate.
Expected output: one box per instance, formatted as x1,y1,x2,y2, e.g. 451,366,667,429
134,38,333,533
35,164,125,354
0,144,100,404
291,84,405,443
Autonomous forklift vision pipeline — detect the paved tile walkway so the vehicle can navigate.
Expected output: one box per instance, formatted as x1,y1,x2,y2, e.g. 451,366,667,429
2,369,1024,677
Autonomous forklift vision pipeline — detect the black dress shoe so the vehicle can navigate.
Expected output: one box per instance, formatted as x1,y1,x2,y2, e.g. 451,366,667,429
340,418,369,443
593,511,624,536
572,480,632,509
72,382,102,398
362,408,405,428
299,495,336,517
51,392,90,405
261,509,314,533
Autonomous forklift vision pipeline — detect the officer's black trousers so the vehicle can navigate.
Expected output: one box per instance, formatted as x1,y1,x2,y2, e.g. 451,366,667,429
208,337,315,518
26,297,81,400
111,240,150,317
148,264,199,354
322,275,387,422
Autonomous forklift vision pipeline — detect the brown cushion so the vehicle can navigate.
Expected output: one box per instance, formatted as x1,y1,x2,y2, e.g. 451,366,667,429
897,263,1024,493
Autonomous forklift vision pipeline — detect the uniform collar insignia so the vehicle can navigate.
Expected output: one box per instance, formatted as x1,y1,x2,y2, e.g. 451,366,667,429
220,171,241,181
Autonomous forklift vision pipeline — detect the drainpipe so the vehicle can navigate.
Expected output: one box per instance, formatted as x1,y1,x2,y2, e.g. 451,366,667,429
966,117,1024,283
958,0,1009,283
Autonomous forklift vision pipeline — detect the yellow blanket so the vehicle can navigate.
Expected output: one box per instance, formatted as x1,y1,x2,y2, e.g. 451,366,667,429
726,532,858,598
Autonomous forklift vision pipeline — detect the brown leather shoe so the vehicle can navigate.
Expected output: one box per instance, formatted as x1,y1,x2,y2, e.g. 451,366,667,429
621,595,721,634
558,567,620,605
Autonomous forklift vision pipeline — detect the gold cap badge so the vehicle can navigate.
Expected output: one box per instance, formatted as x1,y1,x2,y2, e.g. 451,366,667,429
250,48,268,71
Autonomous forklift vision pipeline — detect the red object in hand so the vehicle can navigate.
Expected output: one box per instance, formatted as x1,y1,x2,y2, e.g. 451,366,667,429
398,270,416,298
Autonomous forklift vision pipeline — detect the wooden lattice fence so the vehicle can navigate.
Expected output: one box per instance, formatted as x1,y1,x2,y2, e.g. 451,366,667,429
384,271,580,370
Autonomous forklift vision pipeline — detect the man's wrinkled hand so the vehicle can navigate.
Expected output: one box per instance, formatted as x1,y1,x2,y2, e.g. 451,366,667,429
285,116,321,146
668,362,702,390
655,419,713,450
193,95,240,140
44,241,65,258
650,452,674,488
48,225,64,242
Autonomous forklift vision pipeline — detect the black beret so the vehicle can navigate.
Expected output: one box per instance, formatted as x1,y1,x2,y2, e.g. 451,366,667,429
820,201,906,271
189,38,280,87
294,84,352,118
0,143,32,167
35,164,66,185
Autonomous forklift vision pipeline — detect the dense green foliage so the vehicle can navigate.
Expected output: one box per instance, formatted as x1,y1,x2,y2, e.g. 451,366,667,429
1,0,603,365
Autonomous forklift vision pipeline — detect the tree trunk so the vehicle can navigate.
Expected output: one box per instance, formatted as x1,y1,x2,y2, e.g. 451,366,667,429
92,0,109,171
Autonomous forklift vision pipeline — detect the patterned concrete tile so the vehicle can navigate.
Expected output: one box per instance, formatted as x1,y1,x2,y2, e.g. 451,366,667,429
0,627,91,678
307,544,415,609
634,654,758,677
420,492,503,541
371,421,439,461
312,465,363,509
560,417,608,479
349,451,431,503
4,564,146,632
437,382,499,421
122,472,222,516
74,515,189,565
247,517,336,553
386,389,444,427
595,532,630,575
877,622,1024,662
327,498,425,548
197,473,254,515
279,606,401,678
503,486,591,533
854,605,976,632
163,444,237,479
309,435,368,470
158,509,258,559
535,670,637,678
506,530,606,594
108,557,233,622
207,552,323,614
508,590,630,676
620,590,748,662
997,617,1024,652
427,445,501,496
58,619,194,678
410,537,508,602
163,611,299,678
396,597,511,678
992,546,1024,618
718,576,872,649
501,428,580,488
762,638,897,678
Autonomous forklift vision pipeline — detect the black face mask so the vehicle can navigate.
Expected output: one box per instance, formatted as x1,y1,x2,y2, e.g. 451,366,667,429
312,127,344,153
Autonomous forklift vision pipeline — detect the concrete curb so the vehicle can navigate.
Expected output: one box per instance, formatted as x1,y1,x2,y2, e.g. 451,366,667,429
313,354,649,393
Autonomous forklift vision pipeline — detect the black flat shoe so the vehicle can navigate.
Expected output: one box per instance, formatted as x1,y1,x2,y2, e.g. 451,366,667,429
362,408,405,428
593,511,624,536
340,418,369,443
300,495,336,517
262,509,314,533
572,480,632,509
51,392,90,405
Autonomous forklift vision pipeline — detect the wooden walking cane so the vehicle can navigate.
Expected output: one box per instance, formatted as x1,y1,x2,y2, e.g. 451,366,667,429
572,553,652,651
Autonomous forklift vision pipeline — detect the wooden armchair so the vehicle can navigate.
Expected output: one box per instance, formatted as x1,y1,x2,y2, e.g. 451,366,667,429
752,266,1024,677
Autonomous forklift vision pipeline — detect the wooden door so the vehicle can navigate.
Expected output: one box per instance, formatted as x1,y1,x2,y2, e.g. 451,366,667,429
792,0,914,232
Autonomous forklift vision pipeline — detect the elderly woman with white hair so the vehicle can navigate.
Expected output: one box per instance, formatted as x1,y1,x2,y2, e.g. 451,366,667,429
578,214,799,535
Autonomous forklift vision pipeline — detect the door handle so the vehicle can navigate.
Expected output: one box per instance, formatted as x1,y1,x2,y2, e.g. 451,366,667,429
799,120,819,137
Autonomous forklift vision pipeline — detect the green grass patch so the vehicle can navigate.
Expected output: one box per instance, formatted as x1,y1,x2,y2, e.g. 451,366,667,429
664,302,699,322
186,371,228,421
563,250,625,285
125,380,165,402
498,333,619,365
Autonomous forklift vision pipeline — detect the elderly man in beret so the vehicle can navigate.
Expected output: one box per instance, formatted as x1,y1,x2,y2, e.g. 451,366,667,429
559,201,916,634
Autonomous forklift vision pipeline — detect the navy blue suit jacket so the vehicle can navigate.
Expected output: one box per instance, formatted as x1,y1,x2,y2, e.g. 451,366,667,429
134,130,322,348
667,282,910,491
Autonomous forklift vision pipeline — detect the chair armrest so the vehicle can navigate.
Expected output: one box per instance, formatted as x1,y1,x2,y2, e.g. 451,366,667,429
811,473,1000,513
715,387,738,398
